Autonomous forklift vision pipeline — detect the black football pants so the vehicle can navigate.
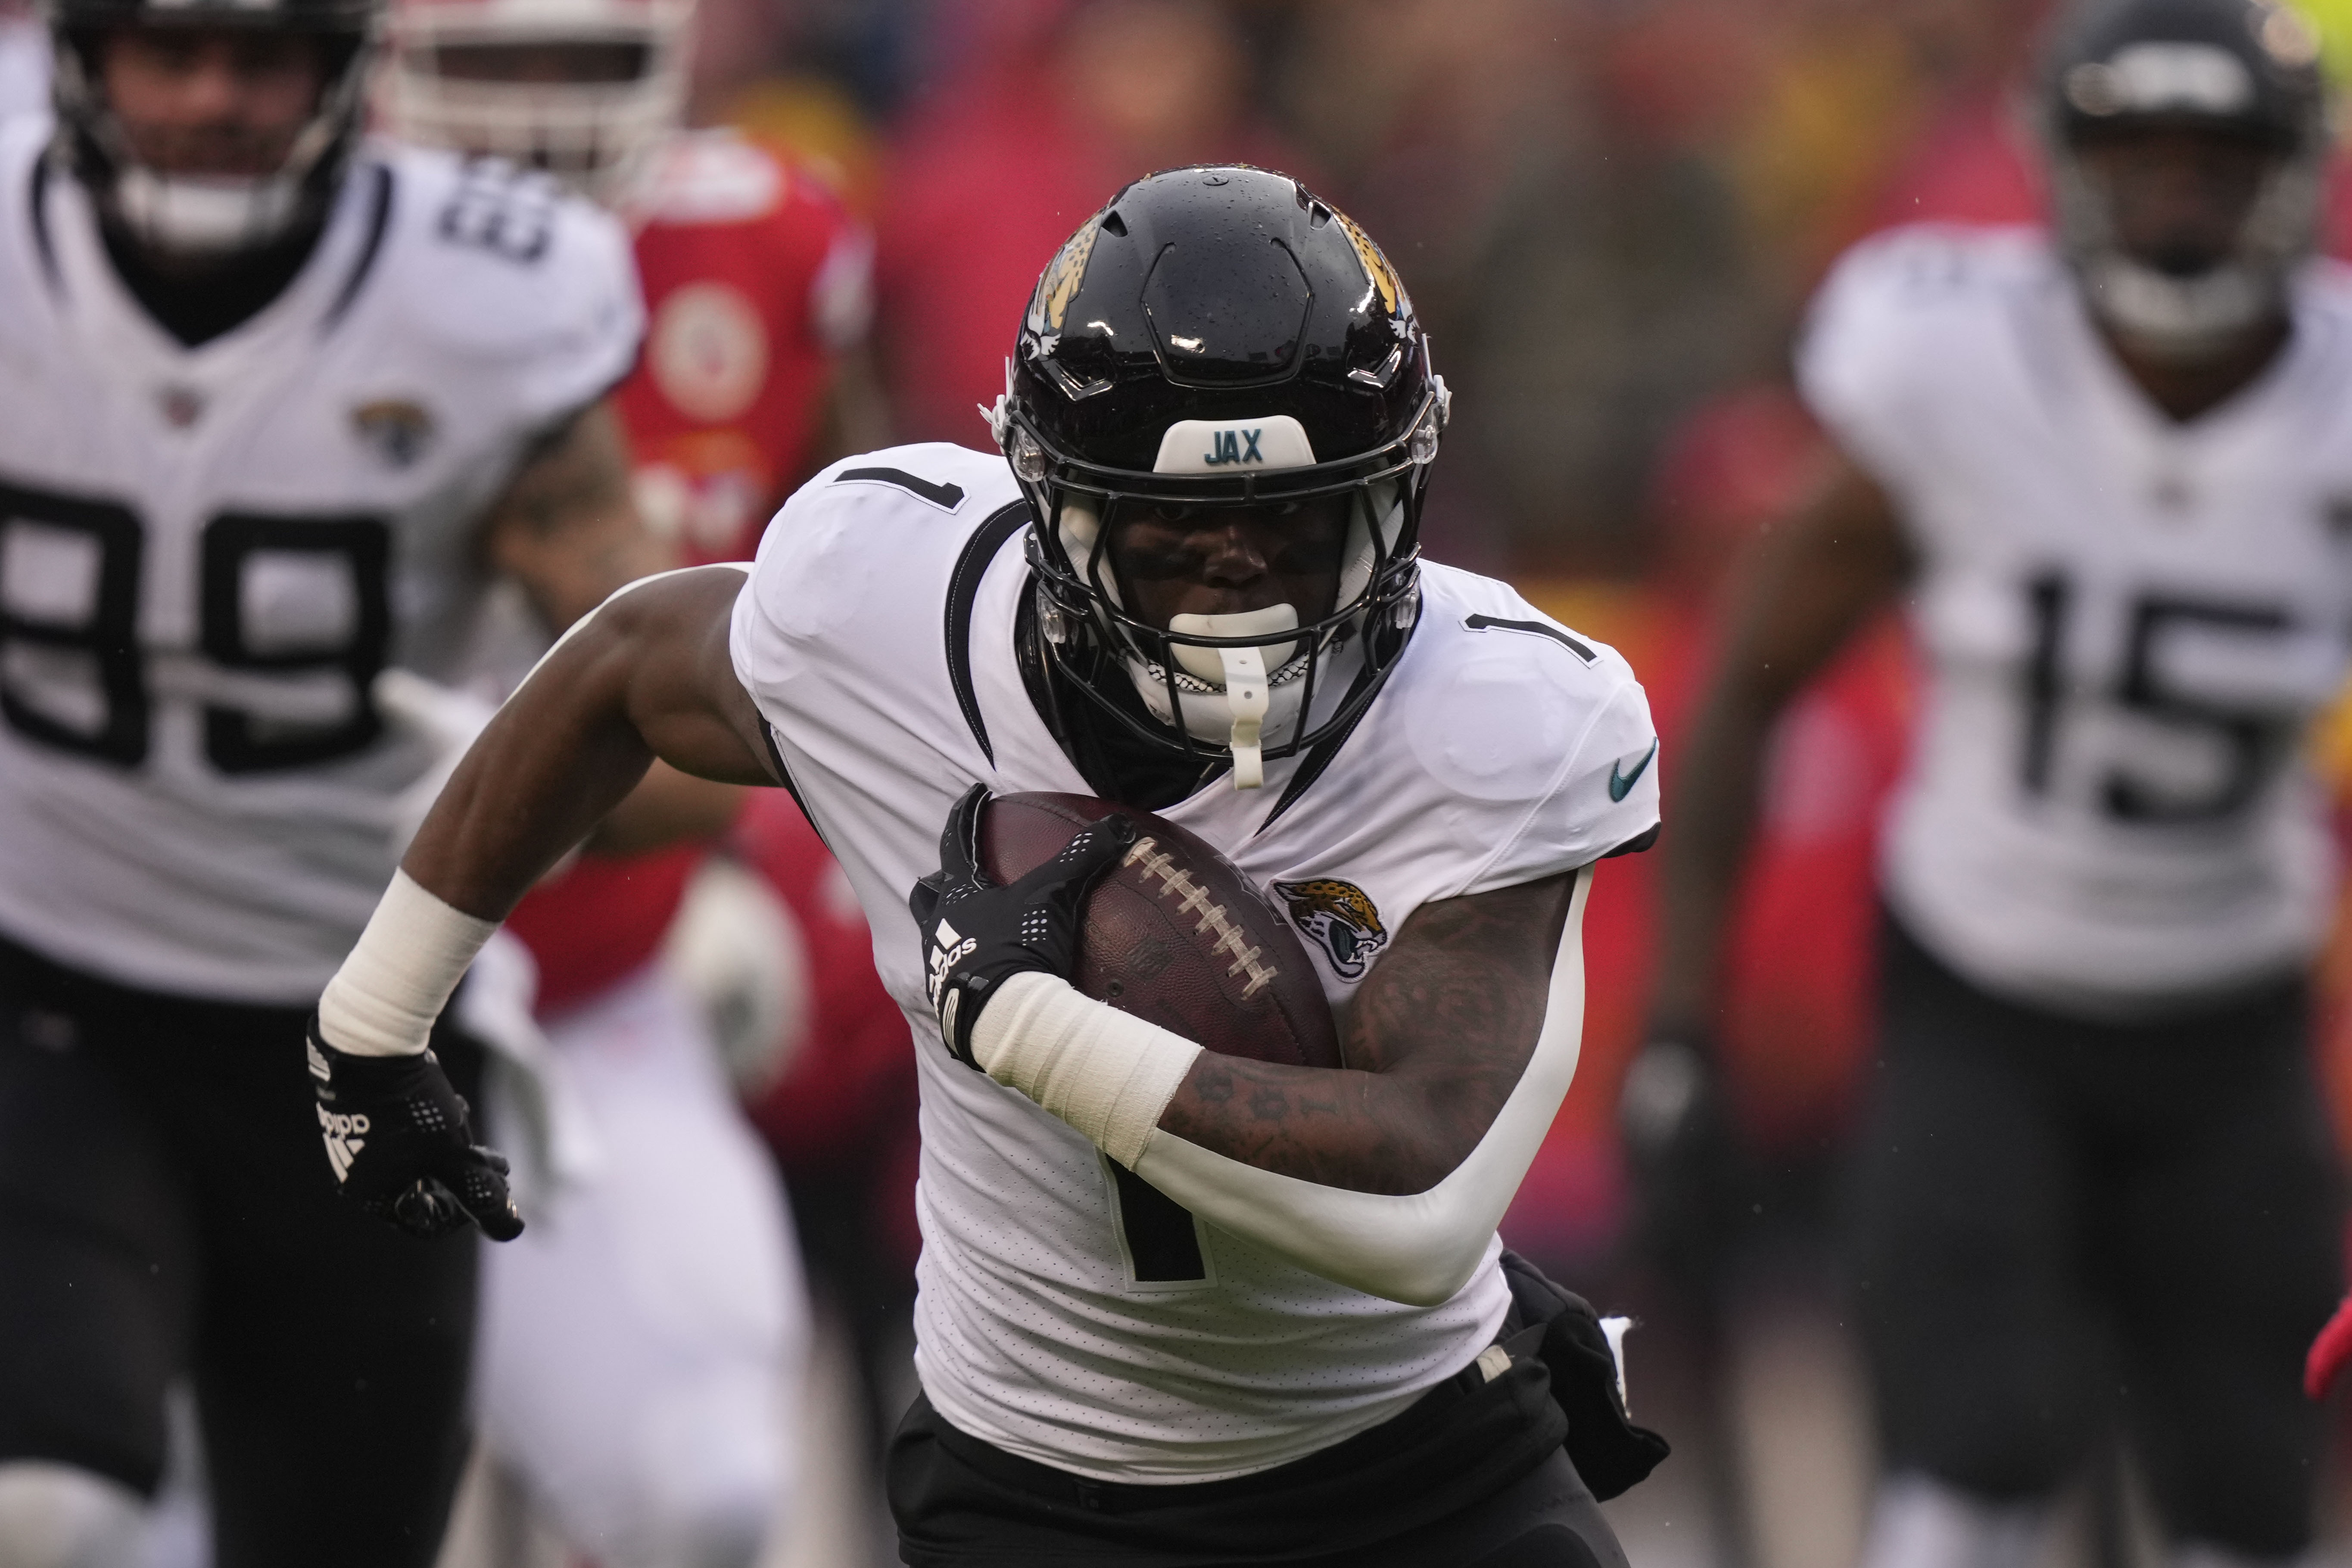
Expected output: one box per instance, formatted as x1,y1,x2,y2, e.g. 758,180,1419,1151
0,935,480,1568
888,1317,1628,1568
1851,917,2343,1557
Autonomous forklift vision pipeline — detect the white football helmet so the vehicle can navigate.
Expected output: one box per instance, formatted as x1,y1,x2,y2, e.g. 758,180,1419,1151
378,0,691,201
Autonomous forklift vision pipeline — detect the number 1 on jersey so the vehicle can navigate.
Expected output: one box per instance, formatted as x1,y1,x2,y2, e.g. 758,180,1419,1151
1104,1157,1212,1286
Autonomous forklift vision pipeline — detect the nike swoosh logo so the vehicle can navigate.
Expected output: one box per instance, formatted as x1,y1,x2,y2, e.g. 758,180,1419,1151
1609,740,1659,803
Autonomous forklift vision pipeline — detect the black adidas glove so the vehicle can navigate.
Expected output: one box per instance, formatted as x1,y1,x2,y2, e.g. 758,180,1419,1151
307,1019,523,1241
908,784,1137,1069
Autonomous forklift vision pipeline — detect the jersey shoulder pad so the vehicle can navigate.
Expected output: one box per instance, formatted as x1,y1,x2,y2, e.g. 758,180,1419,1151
1797,223,2050,483
734,443,1023,720
358,142,644,422
628,129,787,229
746,442,1021,612
1364,566,1660,896
769,441,1022,539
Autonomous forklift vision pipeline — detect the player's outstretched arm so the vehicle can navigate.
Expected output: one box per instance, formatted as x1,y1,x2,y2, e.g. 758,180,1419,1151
1617,449,1908,1272
399,565,774,920
1648,450,1909,1038
308,568,770,1238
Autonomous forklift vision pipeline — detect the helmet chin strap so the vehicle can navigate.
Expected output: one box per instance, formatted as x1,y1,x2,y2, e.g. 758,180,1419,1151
1163,605,1298,790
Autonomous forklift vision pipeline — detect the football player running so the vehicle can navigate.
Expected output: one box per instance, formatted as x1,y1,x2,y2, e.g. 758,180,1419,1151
309,166,1669,1565
0,0,647,1561
1638,1,2346,1565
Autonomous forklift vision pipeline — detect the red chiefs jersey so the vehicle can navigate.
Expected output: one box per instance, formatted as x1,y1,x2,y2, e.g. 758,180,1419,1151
618,128,872,565
507,130,872,1009
502,844,704,1014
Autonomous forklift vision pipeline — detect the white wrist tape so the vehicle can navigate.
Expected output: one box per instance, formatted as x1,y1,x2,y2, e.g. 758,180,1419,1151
971,971,1202,1169
1130,865,1594,1308
317,871,500,1057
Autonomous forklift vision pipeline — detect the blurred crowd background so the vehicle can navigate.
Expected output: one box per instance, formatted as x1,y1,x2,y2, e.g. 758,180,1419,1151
488,0,2352,1563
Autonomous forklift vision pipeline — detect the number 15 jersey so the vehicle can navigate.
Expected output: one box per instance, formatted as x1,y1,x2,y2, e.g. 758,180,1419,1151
0,120,640,1003
1800,225,2352,1017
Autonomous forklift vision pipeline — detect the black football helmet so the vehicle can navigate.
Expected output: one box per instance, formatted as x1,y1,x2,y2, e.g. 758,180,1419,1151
989,165,1447,790
2040,0,2329,356
47,0,380,256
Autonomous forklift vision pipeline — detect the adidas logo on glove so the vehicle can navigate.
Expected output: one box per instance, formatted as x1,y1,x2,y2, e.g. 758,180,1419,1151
316,1102,371,1182
926,919,976,1008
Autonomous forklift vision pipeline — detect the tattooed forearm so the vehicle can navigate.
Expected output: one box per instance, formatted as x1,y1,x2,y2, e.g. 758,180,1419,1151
1154,871,1576,1195
483,399,673,632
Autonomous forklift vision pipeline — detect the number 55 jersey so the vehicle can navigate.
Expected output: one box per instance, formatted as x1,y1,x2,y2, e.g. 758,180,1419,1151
0,119,640,1003
1800,224,2352,1017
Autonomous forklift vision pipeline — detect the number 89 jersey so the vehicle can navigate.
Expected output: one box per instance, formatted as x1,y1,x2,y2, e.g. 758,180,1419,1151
1800,224,2352,1017
0,120,641,1003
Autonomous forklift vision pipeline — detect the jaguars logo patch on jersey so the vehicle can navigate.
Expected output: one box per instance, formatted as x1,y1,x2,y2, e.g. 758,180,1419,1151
351,399,436,468
1275,878,1389,980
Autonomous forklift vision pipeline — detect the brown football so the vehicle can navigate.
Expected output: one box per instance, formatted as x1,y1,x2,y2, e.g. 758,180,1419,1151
980,792,1343,1071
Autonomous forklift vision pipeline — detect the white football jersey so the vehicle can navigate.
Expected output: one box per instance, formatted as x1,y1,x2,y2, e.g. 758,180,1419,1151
730,442,1660,1482
1801,225,2352,1017
0,119,640,1001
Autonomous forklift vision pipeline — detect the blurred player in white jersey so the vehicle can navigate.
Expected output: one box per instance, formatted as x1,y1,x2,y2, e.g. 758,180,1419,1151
304,165,1676,1565
0,0,662,1559
1635,1,2347,1564
365,2,887,1562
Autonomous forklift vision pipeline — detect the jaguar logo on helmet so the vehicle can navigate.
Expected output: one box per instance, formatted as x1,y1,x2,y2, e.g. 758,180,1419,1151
992,165,1448,794
1030,221,1099,338
1334,212,1407,320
